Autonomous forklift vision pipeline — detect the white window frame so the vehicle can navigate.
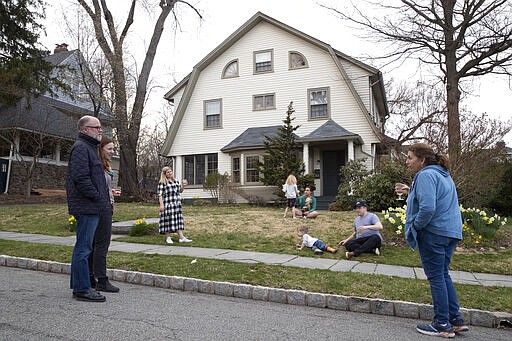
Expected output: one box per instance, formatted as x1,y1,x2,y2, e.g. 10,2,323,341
289,51,308,69
253,49,273,74
245,155,261,184
232,156,241,184
204,99,222,129
308,87,330,120
183,153,218,186
222,59,239,78
253,93,276,111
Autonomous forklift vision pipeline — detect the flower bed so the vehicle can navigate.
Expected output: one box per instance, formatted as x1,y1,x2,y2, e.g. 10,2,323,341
381,205,508,248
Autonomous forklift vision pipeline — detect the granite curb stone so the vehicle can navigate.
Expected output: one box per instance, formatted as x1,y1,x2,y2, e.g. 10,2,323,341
286,290,306,306
1,254,510,329
233,284,252,299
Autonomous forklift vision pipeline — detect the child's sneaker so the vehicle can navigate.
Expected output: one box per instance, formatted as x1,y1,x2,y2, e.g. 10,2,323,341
416,321,455,338
314,249,324,255
374,248,380,255
332,248,338,254
449,318,469,332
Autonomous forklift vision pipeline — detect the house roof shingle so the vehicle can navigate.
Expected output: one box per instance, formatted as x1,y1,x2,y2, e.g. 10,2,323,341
298,119,362,144
0,96,111,140
221,121,362,152
221,126,284,152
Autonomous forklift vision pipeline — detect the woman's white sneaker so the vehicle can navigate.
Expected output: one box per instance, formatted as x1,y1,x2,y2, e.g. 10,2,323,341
166,236,173,244
179,237,192,243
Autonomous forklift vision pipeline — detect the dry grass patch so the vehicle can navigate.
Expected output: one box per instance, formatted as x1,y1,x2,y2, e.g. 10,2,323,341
184,208,356,244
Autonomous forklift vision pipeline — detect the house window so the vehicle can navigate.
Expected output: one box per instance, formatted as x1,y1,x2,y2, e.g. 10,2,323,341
184,153,218,185
204,99,222,129
222,59,239,78
289,51,307,69
254,49,273,73
207,154,218,174
253,93,275,111
245,155,260,183
308,87,330,119
232,157,240,183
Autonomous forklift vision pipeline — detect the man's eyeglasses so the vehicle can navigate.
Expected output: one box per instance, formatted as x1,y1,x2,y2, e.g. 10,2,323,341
86,126,103,131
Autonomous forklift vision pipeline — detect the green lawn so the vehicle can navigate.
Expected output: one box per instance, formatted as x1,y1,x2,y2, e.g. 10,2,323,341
1,203,511,312
1,203,511,274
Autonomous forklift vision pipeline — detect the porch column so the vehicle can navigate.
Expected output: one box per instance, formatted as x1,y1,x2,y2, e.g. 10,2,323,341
348,140,354,161
302,143,310,174
175,156,183,180
240,153,245,185
55,142,61,162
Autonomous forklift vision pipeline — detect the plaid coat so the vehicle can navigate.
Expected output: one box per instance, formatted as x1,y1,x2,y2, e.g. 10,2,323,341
158,180,184,233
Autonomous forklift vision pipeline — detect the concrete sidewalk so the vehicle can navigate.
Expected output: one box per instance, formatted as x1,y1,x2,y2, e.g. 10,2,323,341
1,230,512,288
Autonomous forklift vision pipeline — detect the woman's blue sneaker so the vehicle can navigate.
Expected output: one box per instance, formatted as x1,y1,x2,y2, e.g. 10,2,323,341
416,322,455,338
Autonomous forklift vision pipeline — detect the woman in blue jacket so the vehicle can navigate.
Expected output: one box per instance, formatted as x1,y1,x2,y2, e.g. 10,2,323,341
396,143,468,338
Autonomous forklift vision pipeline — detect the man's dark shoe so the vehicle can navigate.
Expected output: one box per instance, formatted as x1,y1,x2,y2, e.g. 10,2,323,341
89,275,97,289
72,289,106,302
96,277,120,293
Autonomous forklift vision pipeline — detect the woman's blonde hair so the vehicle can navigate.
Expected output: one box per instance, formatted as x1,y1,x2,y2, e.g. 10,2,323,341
159,166,174,185
285,174,297,185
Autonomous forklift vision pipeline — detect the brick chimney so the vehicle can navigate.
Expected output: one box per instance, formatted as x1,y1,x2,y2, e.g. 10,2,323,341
53,43,69,54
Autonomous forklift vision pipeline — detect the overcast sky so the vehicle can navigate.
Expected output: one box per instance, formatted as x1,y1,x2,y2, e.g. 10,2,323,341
40,0,512,144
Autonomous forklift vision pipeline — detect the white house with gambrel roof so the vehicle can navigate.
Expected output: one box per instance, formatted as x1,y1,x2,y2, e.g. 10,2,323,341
161,12,389,205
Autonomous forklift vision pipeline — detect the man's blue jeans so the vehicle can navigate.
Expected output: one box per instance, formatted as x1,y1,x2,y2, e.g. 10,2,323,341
417,229,462,324
70,214,100,293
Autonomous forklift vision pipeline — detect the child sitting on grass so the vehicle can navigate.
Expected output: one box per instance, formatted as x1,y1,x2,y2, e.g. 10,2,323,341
296,226,337,255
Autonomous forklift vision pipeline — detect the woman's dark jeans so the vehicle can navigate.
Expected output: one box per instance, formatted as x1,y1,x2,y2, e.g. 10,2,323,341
88,211,113,279
417,229,463,325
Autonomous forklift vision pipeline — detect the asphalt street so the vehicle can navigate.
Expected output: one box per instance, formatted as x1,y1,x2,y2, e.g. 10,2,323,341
0,267,510,340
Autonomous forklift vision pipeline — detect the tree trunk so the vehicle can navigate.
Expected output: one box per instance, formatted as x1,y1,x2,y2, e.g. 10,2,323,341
442,1,461,168
118,3,173,201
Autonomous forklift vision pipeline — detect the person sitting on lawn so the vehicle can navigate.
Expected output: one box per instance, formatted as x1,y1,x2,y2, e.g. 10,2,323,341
339,200,383,260
293,186,318,219
296,226,337,255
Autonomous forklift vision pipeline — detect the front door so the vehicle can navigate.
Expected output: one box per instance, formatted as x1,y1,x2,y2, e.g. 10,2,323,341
0,158,8,193
322,151,345,197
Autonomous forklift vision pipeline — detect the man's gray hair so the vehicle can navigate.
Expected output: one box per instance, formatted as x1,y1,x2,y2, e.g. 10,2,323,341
77,115,94,130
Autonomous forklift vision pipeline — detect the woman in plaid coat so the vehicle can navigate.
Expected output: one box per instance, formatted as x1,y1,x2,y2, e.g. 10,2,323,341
158,167,192,244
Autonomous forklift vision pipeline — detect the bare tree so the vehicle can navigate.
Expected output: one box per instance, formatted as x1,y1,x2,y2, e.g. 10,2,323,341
59,4,115,117
76,0,201,200
385,79,447,153
383,76,511,206
322,0,512,166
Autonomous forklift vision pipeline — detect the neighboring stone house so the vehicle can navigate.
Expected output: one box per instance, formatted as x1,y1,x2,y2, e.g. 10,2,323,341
161,12,389,205
0,44,113,195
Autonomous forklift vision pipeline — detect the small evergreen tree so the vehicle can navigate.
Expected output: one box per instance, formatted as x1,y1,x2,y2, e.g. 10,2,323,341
259,102,307,189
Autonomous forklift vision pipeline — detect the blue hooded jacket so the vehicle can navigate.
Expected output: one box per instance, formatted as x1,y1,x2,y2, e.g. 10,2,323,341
405,165,462,250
